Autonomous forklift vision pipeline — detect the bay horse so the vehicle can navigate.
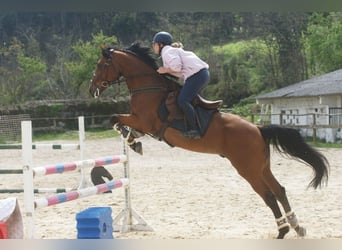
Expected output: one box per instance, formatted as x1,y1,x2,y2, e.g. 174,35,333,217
89,43,329,239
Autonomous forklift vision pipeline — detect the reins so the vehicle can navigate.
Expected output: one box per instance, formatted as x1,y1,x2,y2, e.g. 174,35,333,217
113,50,173,96
130,86,167,96
113,72,168,96
97,47,179,97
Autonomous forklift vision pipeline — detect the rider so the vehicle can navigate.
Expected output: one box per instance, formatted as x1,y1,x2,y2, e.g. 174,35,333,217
152,31,210,139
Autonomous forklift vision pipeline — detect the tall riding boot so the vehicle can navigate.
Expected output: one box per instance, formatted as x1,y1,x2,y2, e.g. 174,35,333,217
181,102,201,139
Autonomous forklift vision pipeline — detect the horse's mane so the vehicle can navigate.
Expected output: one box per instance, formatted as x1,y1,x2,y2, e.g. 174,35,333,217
102,42,179,84
124,42,159,70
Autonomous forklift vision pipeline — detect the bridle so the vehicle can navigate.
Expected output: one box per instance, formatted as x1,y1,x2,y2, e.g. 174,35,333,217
92,48,172,98
92,52,126,98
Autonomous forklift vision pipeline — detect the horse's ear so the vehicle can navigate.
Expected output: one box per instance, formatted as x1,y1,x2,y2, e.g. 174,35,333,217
101,46,110,58
101,45,115,59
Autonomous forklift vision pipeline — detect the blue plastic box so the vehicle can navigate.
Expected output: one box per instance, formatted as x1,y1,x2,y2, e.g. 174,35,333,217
76,207,113,239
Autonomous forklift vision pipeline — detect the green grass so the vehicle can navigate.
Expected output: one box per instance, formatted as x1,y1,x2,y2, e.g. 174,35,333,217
27,129,342,148
307,141,342,148
32,128,119,141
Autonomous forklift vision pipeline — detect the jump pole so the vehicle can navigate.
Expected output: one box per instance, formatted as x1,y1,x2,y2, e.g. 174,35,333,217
0,116,84,150
22,120,152,238
34,178,129,208
0,143,80,150
1,117,86,196
32,155,127,176
0,188,73,194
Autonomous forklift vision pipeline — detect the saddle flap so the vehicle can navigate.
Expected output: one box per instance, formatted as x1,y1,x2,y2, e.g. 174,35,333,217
165,91,183,120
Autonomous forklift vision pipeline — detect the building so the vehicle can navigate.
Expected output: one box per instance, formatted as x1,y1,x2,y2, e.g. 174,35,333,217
255,69,342,142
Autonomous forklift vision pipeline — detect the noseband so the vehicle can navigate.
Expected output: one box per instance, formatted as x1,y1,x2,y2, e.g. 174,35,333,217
92,55,125,98
93,78,124,98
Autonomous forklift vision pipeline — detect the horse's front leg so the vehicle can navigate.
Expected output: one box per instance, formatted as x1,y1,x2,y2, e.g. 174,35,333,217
110,114,145,155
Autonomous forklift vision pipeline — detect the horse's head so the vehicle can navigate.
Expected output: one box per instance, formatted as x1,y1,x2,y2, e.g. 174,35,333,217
89,45,121,98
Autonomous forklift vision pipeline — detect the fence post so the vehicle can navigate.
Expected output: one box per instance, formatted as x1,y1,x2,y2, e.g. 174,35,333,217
312,113,317,144
280,113,283,126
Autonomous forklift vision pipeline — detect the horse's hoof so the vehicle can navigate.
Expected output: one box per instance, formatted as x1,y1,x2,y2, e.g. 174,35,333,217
130,142,143,155
113,123,130,138
295,226,306,237
276,226,290,239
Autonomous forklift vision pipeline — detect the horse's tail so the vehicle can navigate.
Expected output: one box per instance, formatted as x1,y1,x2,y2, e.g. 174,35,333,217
259,125,329,189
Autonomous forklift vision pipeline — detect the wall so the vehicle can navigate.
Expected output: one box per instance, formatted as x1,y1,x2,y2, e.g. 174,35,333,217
0,98,130,131
258,95,342,142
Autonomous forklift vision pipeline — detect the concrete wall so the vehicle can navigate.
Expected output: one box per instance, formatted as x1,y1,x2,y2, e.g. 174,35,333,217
257,95,342,142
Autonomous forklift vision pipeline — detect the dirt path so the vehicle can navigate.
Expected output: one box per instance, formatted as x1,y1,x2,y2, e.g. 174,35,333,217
0,136,341,239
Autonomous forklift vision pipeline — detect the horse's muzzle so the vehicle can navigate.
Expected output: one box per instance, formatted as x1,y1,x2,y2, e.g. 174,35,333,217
94,88,100,98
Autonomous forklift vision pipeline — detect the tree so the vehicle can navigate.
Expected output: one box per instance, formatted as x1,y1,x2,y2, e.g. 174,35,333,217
0,37,47,104
304,12,342,75
206,39,272,106
257,13,310,87
64,31,119,98
1,12,337,107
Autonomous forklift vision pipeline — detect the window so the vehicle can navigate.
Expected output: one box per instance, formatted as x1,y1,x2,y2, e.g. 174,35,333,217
329,107,342,126
280,109,299,125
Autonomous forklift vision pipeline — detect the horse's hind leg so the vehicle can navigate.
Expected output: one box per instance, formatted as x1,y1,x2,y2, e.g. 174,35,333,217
263,167,306,237
246,177,290,239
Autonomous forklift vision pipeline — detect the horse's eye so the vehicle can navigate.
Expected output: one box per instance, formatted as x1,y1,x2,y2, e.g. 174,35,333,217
101,81,109,87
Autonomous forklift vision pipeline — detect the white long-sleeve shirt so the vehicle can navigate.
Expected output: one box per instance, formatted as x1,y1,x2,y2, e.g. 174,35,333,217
161,45,209,84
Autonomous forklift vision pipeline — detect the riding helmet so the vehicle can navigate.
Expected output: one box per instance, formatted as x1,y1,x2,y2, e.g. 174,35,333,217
152,31,173,45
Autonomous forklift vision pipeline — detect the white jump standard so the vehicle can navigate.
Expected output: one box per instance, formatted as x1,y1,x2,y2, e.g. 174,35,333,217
0,116,86,193
21,120,152,238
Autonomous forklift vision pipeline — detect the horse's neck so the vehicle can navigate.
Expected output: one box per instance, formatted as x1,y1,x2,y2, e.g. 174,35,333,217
118,52,153,76
163,76,181,91
118,55,160,88
121,60,179,136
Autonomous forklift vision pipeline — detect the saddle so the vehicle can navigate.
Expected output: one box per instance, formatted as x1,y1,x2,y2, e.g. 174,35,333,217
165,90,222,121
